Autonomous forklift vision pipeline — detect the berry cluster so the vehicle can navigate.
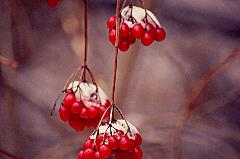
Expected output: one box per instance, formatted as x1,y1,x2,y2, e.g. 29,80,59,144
59,81,110,131
78,120,143,159
48,0,62,8
107,5,166,52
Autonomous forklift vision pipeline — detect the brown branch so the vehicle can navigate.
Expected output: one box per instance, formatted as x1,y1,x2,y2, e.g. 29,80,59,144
172,49,240,159
0,148,20,159
0,55,18,69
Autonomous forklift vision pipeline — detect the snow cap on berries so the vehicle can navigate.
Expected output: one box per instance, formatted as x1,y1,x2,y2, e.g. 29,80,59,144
121,6,161,28
68,81,108,108
90,119,139,140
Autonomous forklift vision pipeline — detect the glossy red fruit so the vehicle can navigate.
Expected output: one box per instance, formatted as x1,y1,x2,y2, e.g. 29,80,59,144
48,0,58,8
119,136,131,151
79,107,88,118
133,147,143,159
107,16,116,29
116,151,132,159
128,31,136,44
78,150,84,159
134,134,142,146
96,134,106,149
145,23,156,36
83,148,95,159
88,106,99,119
99,145,111,159
109,29,116,45
120,23,130,37
155,28,166,41
63,93,76,108
93,151,103,159
129,140,135,152
108,136,118,150
119,39,130,52
59,106,70,121
68,119,86,131
83,139,94,150
71,101,84,114
141,32,154,46
132,23,144,38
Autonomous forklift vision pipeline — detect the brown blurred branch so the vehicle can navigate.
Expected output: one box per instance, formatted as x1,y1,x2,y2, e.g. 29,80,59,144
0,148,20,159
172,49,240,159
0,55,18,69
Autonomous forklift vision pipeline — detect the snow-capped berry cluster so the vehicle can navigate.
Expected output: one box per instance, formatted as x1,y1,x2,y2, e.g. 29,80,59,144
78,120,143,159
59,81,110,131
48,0,62,8
107,5,166,52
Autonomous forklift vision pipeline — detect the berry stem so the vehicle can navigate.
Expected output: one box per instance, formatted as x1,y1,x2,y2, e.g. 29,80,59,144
82,0,88,81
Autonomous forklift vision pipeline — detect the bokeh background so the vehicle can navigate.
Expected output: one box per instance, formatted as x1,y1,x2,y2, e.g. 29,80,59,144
0,0,240,159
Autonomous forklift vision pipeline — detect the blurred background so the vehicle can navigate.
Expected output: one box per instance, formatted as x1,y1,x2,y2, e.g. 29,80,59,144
0,0,240,158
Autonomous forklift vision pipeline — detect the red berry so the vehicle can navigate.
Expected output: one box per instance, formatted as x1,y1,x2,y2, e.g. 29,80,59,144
145,23,156,36
83,148,95,159
134,134,142,146
48,0,58,8
59,106,70,121
120,23,130,37
79,107,88,119
116,151,132,159
63,93,76,108
78,150,84,159
128,140,135,152
155,28,166,41
128,31,136,45
119,136,131,151
99,145,111,159
93,151,103,159
119,39,130,52
141,32,154,46
109,29,116,45
71,101,84,114
132,23,144,38
83,139,94,150
68,119,85,131
133,147,143,159
108,136,118,150
107,16,116,29
96,134,106,149
88,106,99,119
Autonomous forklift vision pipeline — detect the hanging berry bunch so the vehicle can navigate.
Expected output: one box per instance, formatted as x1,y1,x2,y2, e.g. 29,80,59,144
78,106,143,159
107,0,166,52
51,0,110,132
48,0,62,8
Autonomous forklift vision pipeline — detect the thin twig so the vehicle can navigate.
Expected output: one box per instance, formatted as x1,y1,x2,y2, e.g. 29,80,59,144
0,148,20,159
172,49,240,159
0,55,18,69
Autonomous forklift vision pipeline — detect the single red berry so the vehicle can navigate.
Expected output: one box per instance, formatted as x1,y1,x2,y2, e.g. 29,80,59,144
119,136,131,151
141,32,154,46
79,107,88,119
78,150,84,159
155,27,166,41
145,23,156,36
93,151,103,159
132,23,144,38
133,147,143,159
88,106,99,119
59,106,70,121
68,119,85,131
83,148,95,159
119,39,130,52
48,0,58,8
134,133,142,146
116,151,132,159
107,16,116,29
120,23,130,37
63,93,76,108
71,101,84,114
99,145,111,159
96,134,106,149
83,139,94,150
86,118,98,127
109,29,116,45
128,31,136,45
108,136,118,150
128,140,135,152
